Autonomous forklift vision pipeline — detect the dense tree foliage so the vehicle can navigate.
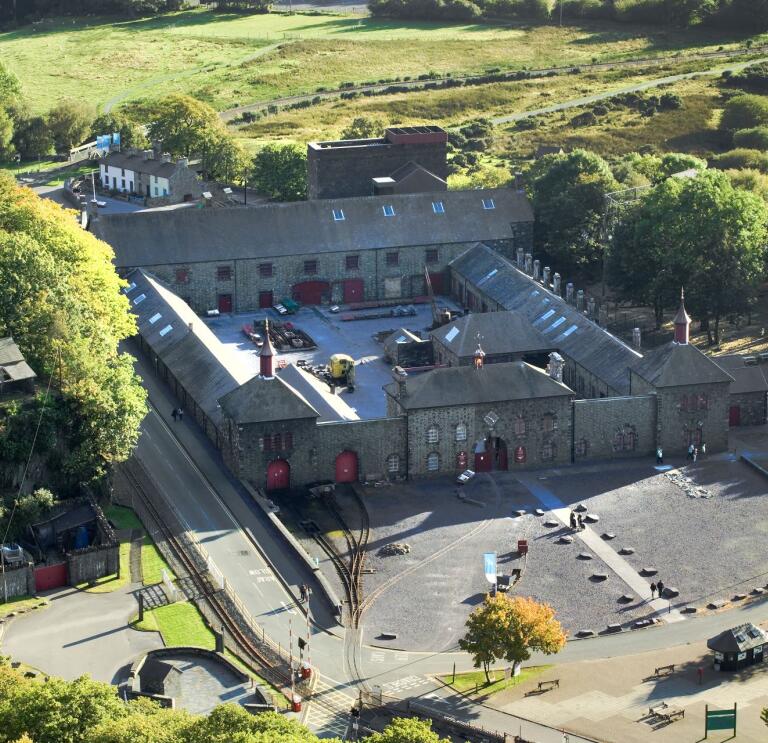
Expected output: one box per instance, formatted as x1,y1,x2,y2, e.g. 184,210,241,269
459,594,566,682
45,100,94,154
526,149,618,275
720,95,768,135
364,718,450,743
609,170,768,343
0,0,183,23
0,173,146,485
90,112,147,151
250,144,307,201
146,95,221,159
369,0,768,28
340,117,386,140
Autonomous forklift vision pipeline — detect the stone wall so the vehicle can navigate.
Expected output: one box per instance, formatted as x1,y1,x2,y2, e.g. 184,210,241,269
729,391,767,426
0,561,35,599
564,358,619,399
573,395,657,461
657,382,731,454
316,417,407,481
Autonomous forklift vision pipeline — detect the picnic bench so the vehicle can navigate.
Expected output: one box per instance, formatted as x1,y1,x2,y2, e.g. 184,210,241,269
649,702,684,722
537,679,560,692
654,664,675,677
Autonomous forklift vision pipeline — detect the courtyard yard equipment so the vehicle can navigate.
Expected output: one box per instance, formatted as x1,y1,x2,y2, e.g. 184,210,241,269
649,701,684,723
456,469,475,484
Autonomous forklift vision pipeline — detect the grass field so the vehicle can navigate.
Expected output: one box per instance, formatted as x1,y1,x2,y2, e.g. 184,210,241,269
0,9,760,114
0,595,49,619
134,600,215,648
439,666,551,697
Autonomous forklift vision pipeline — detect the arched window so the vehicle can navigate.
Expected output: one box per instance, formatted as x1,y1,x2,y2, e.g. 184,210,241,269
514,417,526,436
542,414,555,433
427,425,439,444
386,454,399,473
514,445,526,464
427,452,440,472
455,423,467,442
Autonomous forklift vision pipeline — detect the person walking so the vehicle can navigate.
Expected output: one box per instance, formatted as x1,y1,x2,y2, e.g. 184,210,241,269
701,442,707,457
656,446,663,465
650,582,657,599
657,580,665,598
177,408,184,421
569,511,577,529
171,408,178,421
577,513,584,530
687,443,694,460
693,447,698,463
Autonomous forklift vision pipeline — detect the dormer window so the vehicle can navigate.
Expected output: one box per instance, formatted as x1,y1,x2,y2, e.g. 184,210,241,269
482,198,495,210
382,205,395,217
332,209,345,221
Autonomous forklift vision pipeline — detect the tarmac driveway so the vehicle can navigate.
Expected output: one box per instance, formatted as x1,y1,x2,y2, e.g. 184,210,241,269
0,583,162,684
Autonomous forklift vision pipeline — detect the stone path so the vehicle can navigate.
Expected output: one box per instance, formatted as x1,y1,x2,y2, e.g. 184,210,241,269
516,474,685,624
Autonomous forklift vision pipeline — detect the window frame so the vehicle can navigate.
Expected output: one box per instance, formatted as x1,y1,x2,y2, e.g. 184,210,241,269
425,248,439,265
382,204,396,217
426,452,440,472
216,265,232,282
304,259,318,275
455,423,467,442
426,425,439,444
332,208,345,222
482,198,496,210
386,251,399,267
432,201,445,214
386,454,400,473
259,262,274,278
345,254,360,271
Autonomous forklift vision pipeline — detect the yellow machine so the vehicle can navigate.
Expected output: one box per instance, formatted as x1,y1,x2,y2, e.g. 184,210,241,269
329,354,355,383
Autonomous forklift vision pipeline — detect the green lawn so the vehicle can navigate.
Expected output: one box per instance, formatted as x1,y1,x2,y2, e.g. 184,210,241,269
133,601,215,649
439,666,551,697
0,8,760,114
0,595,48,619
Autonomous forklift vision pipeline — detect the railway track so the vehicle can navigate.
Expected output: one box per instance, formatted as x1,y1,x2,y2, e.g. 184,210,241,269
120,460,293,696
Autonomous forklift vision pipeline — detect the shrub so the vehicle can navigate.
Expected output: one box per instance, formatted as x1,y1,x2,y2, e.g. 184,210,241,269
659,92,683,110
733,127,768,149
570,111,597,127
710,148,768,173
720,94,768,132
515,117,537,130
592,105,609,116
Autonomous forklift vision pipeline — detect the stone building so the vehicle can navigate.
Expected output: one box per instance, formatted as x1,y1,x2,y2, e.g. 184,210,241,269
712,354,768,427
307,126,448,200
99,149,202,205
93,188,533,315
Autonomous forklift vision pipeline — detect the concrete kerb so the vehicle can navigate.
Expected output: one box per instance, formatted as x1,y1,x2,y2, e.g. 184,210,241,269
240,480,344,628
741,453,768,479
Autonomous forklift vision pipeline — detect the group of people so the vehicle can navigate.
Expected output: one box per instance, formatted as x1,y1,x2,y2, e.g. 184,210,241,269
650,580,665,599
170,407,184,421
687,442,705,462
569,511,585,530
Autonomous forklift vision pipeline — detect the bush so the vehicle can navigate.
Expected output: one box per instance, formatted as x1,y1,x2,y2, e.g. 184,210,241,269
720,94,768,132
659,92,683,110
570,111,597,127
733,127,768,150
515,117,537,130
592,105,609,116
710,148,768,173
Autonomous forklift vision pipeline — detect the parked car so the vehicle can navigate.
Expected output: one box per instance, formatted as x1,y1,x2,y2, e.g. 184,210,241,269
0,543,24,565
456,469,475,484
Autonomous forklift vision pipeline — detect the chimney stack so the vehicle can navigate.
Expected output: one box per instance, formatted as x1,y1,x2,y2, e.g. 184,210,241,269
553,273,562,296
392,366,408,397
543,266,551,287
632,327,642,349
533,259,541,281
587,297,596,319
161,152,172,163
516,247,524,268
177,157,189,169
524,253,533,275
143,149,154,161
566,282,574,304
473,343,486,371
260,319,276,379
576,289,585,311
547,352,564,382
673,288,690,345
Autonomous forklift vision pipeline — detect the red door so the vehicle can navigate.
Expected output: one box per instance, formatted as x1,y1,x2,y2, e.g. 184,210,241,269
259,291,274,309
474,451,491,472
266,459,290,491
34,562,68,592
218,294,233,313
428,271,445,294
343,279,364,303
292,281,330,305
729,405,741,427
335,451,358,483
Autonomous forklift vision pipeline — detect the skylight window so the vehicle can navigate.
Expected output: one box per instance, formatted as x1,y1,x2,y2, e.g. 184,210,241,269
382,205,395,217
123,282,136,294
535,309,556,324
432,201,445,214
332,209,345,221
133,294,146,305
445,327,460,343
545,316,567,333
560,324,579,338
477,268,498,286
149,313,162,325
482,198,495,210
159,324,173,337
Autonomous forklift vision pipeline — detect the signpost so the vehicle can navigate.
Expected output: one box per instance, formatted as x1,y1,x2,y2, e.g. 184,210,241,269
483,552,497,586
705,703,736,738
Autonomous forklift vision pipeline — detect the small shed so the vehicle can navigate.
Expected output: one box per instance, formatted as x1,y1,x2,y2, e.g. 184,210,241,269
707,623,767,671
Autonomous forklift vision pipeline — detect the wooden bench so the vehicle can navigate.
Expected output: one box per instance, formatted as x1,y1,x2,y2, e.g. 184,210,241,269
654,664,675,677
659,707,684,723
537,679,560,692
649,702,669,716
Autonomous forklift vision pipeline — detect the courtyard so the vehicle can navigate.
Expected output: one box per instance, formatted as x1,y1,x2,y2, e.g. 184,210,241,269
309,433,768,652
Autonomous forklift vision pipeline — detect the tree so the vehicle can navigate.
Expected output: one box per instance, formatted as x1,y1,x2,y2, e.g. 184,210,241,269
364,718,450,743
0,173,146,483
12,115,53,159
250,143,307,201
526,149,618,275
0,108,14,159
46,100,94,153
0,62,21,110
90,111,148,150
200,132,250,182
720,94,768,134
459,594,566,683
341,116,386,140
146,94,221,158
611,170,768,344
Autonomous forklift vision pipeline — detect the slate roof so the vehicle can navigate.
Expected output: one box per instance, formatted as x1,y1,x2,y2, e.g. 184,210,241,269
432,310,552,359
102,151,179,178
218,368,319,424
632,342,733,388
383,361,573,410
450,244,641,395
713,354,768,395
93,188,533,268
707,623,768,653
125,269,252,424
0,337,36,383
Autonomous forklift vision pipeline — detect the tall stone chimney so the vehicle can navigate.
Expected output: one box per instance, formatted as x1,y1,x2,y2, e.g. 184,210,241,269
524,253,533,275
576,289,585,311
566,282,574,304
553,273,562,296
533,260,541,281
516,247,524,268
673,288,690,345
587,297,596,318
632,327,642,349
543,266,551,287
547,352,564,382
392,366,408,397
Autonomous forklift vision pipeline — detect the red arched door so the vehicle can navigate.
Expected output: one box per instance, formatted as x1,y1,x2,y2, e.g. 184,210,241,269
335,451,358,483
266,459,290,491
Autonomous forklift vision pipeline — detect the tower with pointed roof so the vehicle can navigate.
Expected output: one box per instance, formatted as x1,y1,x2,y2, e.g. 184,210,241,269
673,288,691,345
259,319,276,379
